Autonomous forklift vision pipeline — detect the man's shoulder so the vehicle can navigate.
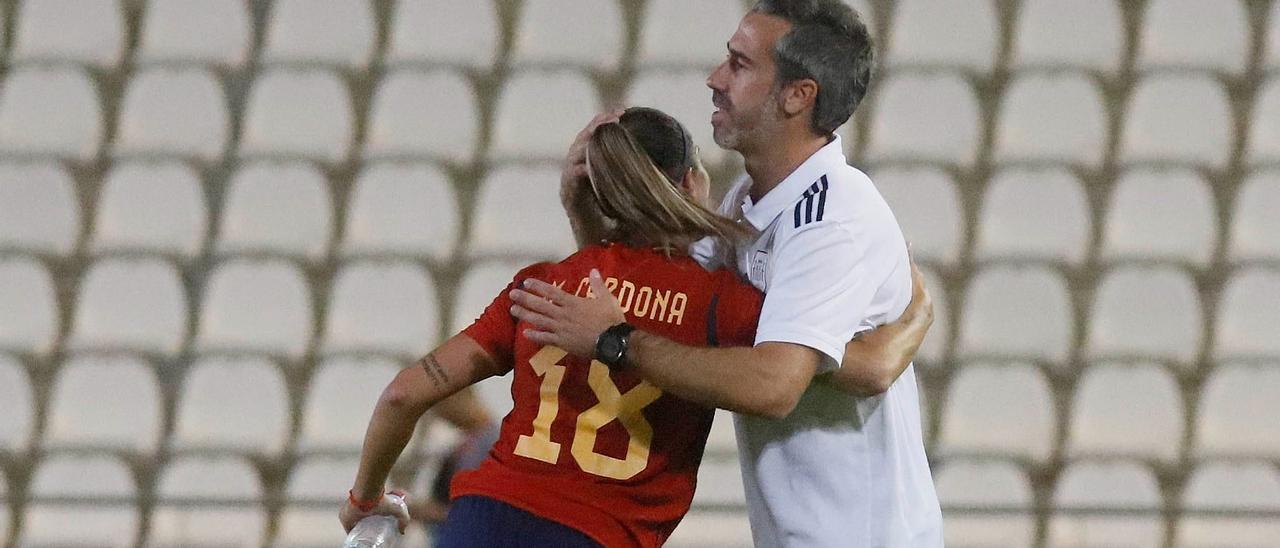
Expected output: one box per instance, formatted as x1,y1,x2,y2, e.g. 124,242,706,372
780,165,895,233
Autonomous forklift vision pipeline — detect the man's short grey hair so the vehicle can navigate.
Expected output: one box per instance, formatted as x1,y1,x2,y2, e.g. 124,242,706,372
752,0,875,135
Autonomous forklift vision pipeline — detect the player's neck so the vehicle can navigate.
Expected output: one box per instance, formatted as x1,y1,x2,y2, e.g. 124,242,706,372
743,132,830,203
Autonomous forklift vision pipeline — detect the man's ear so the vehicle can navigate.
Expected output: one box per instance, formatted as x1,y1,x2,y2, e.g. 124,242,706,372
781,79,818,117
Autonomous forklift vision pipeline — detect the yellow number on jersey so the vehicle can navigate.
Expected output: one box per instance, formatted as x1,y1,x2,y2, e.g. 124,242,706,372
512,346,662,480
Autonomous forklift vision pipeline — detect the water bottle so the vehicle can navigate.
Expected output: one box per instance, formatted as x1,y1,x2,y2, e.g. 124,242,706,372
343,494,405,548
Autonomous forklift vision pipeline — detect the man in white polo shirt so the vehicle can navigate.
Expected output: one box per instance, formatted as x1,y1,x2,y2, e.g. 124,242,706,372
510,0,942,546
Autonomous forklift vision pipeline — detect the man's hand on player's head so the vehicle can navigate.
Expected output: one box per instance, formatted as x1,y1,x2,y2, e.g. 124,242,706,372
510,269,626,359
561,110,626,207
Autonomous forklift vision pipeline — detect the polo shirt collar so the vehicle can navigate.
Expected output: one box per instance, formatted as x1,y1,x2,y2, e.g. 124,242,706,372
739,134,847,231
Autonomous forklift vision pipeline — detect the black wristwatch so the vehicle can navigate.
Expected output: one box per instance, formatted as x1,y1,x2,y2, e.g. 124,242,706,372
595,322,636,370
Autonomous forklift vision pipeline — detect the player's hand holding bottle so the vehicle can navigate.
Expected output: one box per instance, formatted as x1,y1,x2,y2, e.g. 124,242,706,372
339,489,412,535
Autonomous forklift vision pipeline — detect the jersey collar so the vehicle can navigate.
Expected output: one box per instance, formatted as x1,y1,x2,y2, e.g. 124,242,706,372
738,134,847,231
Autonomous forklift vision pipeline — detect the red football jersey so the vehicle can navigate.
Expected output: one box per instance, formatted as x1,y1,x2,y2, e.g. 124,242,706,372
454,243,763,547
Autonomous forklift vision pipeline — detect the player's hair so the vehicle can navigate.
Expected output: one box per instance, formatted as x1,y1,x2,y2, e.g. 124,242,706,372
587,107,748,252
752,0,875,135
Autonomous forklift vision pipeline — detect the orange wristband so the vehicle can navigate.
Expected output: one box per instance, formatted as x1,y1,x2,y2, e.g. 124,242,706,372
348,489,383,512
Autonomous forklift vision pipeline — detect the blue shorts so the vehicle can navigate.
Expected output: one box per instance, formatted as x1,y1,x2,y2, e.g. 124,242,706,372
434,495,601,548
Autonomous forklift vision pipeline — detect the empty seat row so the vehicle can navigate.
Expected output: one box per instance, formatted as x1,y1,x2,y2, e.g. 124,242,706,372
938,459,1280,547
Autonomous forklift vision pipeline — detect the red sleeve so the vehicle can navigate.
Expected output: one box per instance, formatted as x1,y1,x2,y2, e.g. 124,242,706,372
461,264,545,372
714,274,764,348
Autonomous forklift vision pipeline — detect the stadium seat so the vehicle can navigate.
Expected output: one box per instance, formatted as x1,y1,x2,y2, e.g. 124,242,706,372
22,454,138,547
1195,363,1280,459
44,354,162,453
636,0,745,68
1136,0,1249,74
628,69,728,166
239,69,353,162
667,513,755,548
299,356,402,452
451,260,528,335
364,69,479,162
866,72,980,165
195,258,313,358
113,68,228,161
1085,266,1202,365
277,455,362,546
321,262,439,357
1177,462,1280,546
1009,0,1124,74
1270,1,1280,73
1101,168,1216,266
136,0,252,67
914,264,950,366
704,409,737,456
341,162,459,260
511,0,624,70
1215,268,1280,360
934,459,1035,548
1046,460,1164,547
938,362,1055,462
870,166,963,265
1229,171,1280,262
216,162,332,260
9,0,124,68
470,164,578,259
489,70,601,160
1066,361,1184,463
886,0,998,72
0,161,80,255
0,354,34,453
385,0,500,69
150,455,265,547
90,161,207,258
0,257,58,356
975,168,1090,265
68,258,187,356
173,356,290,455
957,265,1072,364
1247,78,1280,166
0,67,101,160
261,0,375,68
1119,74,1231,169
993,74,1107,166
691,456,747,508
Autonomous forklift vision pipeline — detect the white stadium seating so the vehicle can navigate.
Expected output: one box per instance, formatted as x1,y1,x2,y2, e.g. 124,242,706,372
299,357,402,452
22,454,138,547
1047,460,1164,547
217,162,333,259
934,459,1035,548
1101,168,1217,266
261,0,375,68
994,73,1107,167
489,70,601,160
871,166,963,266
0,354,34,453
10,0,124,68
114,68,228,162
1120,74,1232,169
1195,363,1280,459
1010,0,1124,74
887,0,998,72
1247,78,1280,167
939,362,1055,462
321,262,439,357
365,69,479,162
470,164,578,259
1214,268,1280,360
342,162,459,260
1086,266,1203,366
1066,361,1184,463
173,356,291,455
0,161,80,255
511,0,624,70
1137,0,1249,74
43,354,164,453
637,0,745,69
195,258,313,358
975,168,1090,265
239,69,354,162
1229,171,1280,262
0,67,101,160
0,257,58,356
150,456,266,547
667,512,754,548
386,0,500,68
136,0,252,67
276,455,362,546
1270,1,1280,73
1177,462,1280,547
68,258,187,356
91,161,207,258
957,265,1072,364
867,71,980,165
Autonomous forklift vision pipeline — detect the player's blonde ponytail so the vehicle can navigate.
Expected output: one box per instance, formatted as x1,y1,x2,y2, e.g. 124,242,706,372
586,112,749,253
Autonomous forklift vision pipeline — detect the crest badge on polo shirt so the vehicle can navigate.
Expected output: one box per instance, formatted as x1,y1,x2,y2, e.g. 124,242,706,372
749,249,769,287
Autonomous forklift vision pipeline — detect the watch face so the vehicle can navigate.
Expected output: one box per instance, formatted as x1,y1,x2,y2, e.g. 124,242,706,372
599,335,624,362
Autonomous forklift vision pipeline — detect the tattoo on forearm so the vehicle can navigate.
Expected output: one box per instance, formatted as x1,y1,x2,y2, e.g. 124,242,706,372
420,353,450,387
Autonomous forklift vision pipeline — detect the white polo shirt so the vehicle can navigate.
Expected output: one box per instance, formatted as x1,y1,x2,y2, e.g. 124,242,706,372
692,135,943,547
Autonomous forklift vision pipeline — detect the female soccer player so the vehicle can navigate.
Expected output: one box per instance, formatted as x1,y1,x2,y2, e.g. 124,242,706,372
338,107,926,547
